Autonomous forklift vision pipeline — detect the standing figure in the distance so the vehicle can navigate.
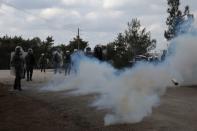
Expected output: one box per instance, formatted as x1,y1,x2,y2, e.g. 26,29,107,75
11,46,25,91
52,49,63,74
39,53,47,72
94,45,103,61
64,50,71,76
85,47,93,57
25,48,35,81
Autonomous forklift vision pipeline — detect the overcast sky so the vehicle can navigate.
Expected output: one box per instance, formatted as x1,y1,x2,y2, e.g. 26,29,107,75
0,0,197,50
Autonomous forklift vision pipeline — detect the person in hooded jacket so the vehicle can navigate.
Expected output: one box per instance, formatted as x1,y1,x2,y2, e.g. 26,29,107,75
11,46,25,91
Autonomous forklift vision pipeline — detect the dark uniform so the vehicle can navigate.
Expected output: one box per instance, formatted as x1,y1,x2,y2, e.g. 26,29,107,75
85,47,93,57
11,46,25,91
94,45,103,60
39,53,47,72
25,48,35,81
53,51,62,74
64,51,71,76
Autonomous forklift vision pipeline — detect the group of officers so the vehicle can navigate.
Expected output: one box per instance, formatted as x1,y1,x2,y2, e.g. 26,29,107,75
10,45,104,91
10,46,37,91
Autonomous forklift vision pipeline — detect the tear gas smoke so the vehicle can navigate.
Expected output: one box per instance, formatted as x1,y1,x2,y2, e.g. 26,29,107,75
167,35,197,86
42,34,197,125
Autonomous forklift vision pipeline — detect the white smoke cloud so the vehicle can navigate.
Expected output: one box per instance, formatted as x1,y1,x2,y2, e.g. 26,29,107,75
42,31,197,125
42,55,171,125
168,35,197,86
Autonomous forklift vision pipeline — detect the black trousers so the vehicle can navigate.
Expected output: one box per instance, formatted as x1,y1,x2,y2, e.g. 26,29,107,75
65,63,71,76
14,70,21,90
26,66,33,80
41,64,46,72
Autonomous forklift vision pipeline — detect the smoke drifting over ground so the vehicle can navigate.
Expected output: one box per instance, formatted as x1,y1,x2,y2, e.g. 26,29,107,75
168,35,197,86
42,34,197,125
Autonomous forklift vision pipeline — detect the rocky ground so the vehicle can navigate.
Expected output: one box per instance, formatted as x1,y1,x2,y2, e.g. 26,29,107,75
0,70,197,131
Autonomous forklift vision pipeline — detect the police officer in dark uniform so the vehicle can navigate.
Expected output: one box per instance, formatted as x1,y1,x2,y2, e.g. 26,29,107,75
85,47,92,57
39,53,47,72
53,49,62,74
25,48,35,81
64,50,71,76
94,45,103,60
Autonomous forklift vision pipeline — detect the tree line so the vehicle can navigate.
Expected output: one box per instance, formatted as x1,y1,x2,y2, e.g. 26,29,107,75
0,18,155,69
0,35,53,69
0,0,194,69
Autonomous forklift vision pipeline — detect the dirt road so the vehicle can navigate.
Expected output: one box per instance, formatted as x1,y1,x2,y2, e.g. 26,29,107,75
0,70,197,131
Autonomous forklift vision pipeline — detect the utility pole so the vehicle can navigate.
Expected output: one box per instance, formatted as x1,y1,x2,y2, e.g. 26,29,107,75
77,28,80,50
